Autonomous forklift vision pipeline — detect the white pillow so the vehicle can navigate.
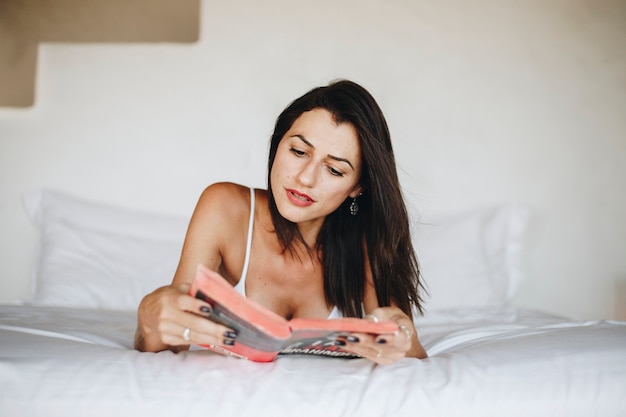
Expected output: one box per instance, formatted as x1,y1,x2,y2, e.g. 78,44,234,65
24,190,188,311
23,190,527,313
414,205,529,312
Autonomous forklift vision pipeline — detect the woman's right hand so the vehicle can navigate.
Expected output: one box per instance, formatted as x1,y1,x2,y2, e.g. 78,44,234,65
134,283,237,352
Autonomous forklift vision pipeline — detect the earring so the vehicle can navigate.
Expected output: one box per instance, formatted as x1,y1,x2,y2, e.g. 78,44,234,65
349,193,362,216
349,198,359,216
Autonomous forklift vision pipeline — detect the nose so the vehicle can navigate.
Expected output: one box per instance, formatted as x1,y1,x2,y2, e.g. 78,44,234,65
296,159,318,187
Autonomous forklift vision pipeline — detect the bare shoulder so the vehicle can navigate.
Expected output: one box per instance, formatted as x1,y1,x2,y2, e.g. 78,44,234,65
196,182,252,215
173,182,256,285
192,182,259,241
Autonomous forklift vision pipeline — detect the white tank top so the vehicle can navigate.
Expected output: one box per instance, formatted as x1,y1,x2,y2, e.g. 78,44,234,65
233,187,341,319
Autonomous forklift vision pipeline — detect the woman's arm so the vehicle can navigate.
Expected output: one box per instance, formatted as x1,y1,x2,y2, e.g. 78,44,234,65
337,251,427,364
135,183,246,352
337,306,427,365
134,283,231,352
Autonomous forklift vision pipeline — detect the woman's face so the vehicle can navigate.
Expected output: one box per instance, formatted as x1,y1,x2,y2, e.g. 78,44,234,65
270,108,362,230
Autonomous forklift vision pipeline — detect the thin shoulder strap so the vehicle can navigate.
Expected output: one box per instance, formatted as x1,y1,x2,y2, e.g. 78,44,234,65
239,187,255,285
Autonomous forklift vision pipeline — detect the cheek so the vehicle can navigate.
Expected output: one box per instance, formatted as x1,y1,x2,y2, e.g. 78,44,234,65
270,156,286,183
269,156,293,195
326,185,353,206
269,165,279,191
272,147,299,179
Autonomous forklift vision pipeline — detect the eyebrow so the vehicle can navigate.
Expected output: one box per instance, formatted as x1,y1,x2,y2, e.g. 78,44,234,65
291,134,355,170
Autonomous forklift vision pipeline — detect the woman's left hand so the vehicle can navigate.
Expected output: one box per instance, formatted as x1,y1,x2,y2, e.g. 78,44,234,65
338,306,427,365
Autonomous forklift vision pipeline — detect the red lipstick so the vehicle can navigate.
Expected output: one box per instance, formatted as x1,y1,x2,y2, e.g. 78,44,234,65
285,188,315,207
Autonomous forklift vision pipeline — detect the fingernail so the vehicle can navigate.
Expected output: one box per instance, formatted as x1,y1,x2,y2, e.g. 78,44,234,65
224,331,238,339
347,336,360,343
334,340,346,347
223,339,235,346
376,338,387,344
200,305,212,314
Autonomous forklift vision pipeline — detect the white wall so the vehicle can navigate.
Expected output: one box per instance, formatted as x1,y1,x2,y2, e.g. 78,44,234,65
1,0,625,319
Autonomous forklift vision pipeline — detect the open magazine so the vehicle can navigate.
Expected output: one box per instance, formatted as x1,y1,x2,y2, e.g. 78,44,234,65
189,264,399,362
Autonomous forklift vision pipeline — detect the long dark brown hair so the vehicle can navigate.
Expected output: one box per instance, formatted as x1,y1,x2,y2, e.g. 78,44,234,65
267,80,423,317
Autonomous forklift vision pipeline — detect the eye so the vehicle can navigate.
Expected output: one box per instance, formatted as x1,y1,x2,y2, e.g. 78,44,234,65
289,147,306,157
327,166,345,177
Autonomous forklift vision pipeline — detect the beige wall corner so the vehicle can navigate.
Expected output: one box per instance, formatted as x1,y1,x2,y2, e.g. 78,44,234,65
0,0,200,108
0,31,37,107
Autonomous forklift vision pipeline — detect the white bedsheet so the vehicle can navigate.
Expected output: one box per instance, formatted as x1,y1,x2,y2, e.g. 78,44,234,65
1,305,625,417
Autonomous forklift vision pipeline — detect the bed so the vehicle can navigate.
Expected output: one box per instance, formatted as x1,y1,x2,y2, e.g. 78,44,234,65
1,190,625,417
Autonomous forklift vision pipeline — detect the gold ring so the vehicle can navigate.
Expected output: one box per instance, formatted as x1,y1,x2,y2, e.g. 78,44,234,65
376,349,382,358
182,327,191,341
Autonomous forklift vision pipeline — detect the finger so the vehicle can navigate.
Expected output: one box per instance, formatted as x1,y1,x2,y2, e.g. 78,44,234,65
342,333,388,364
366,307,394,322
159,314,235,347
185,313,238,346
364,313,380,323
172,290,213,316
337,339,381,362
396,323,412,345
340,333,402,365
351,343,399,366
155,291,233,346
176,282,191,294
350,329,403,350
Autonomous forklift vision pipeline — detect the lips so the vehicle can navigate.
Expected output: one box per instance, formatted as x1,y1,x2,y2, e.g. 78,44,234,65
285,188,315,207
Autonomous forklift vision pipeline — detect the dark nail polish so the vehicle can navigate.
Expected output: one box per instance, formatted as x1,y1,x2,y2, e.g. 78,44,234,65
200,306,212,314
347,336,360,343
334,340,347,347
376,338,387,344
223,339,235,346
224,331,238,339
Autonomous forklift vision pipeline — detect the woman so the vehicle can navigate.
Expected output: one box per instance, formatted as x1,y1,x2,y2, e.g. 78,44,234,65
135,80,427,364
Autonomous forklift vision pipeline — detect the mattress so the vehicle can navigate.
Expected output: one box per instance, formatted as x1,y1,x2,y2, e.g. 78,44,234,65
1,305,624,417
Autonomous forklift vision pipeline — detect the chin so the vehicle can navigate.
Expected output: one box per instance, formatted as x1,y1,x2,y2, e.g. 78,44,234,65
275,205,303,224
